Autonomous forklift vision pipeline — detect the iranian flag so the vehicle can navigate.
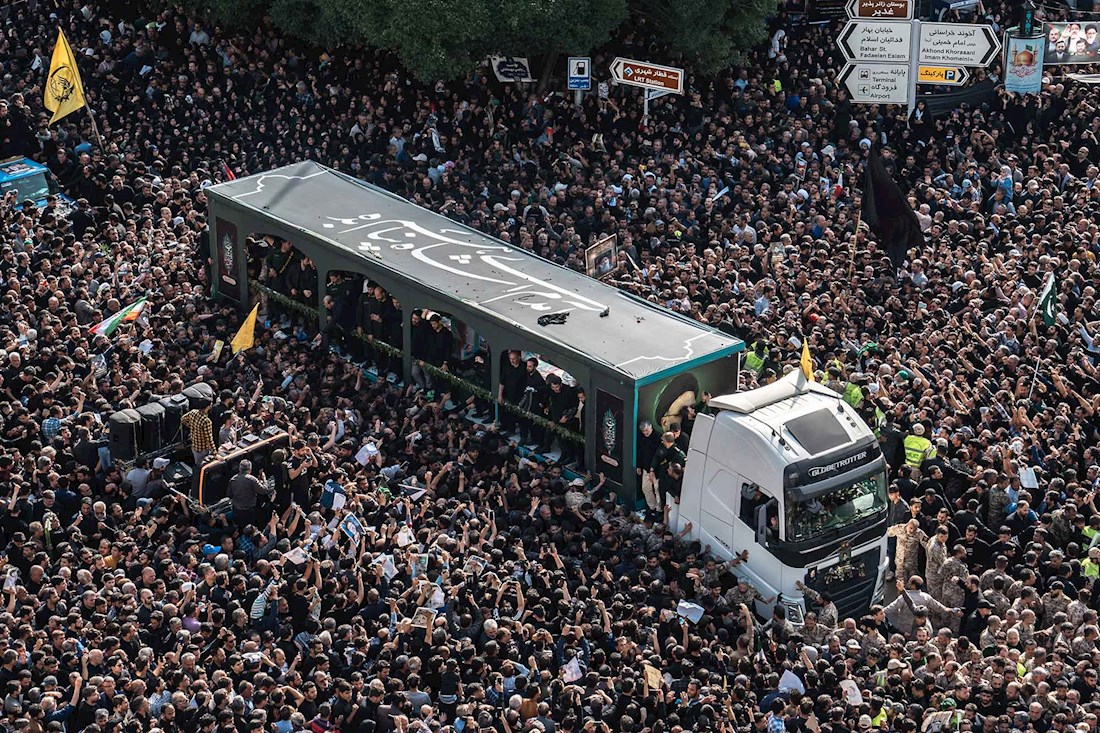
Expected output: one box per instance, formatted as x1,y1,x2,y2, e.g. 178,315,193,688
90,297,147,337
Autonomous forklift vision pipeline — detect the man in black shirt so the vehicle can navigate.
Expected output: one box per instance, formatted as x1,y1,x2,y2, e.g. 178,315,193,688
519,357,545,446
637,421,662,510
227,460,270,528
651,431,686,508
959,525,992,573
288,441,316,507
538,374,578,461
498,350,526,437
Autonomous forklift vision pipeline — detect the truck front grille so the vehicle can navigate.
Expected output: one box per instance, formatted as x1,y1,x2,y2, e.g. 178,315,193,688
804,546,880,621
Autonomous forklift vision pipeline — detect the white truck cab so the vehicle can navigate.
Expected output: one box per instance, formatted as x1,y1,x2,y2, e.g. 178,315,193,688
672,370,889,623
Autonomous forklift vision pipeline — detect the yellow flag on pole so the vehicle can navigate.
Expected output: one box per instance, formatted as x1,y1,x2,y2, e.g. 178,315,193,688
44,28,87,125
800,339,815,381
230,304,260,355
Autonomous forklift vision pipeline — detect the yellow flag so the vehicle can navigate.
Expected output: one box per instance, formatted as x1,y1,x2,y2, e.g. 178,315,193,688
230,305,260,355
44,28,87,125
800,339,815,381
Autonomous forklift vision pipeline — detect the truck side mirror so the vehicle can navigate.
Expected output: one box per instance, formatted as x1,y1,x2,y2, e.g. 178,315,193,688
755,499,779,547
755,503,769,546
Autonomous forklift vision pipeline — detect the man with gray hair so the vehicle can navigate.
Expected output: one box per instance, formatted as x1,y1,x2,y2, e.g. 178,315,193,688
636,420,662,510
227,459,269,528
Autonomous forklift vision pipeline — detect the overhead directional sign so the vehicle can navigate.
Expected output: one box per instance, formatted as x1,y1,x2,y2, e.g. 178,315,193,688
839,63,911,104
609,58,684,94
838,20,913,62
567,57,591,90
917,65,970,85
846,0,913,20
918,22,1001,66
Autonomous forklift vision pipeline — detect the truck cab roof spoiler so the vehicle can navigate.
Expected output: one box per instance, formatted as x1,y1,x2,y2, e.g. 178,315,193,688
708,370,840,414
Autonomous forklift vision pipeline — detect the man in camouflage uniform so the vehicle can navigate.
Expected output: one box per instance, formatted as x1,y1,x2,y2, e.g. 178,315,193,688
1049,503,1078,548
723,576,773,609
986,479,1011,528
1012,608,1038,644
1043,581,1072,622
979,556,1011,593
795,581,838,629
1011,587,1042,620
860,620,888,659
1072,626,1100,658
1067,587,1091,630
924,526,951,600
834,617,863,646
800,612,831,645
1007,568,1040,602
938,546,969,632
699,551,749,588
985,576,1011,617
886,520,929,582
938,545,969,605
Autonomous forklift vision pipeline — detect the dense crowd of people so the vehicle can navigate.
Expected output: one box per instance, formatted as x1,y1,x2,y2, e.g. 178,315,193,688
1,1,1100,733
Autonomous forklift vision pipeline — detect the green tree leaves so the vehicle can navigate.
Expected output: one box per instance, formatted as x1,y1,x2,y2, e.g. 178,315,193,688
175,0,775,82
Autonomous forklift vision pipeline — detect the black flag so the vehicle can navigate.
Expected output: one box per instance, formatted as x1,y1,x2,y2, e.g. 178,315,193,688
862,147,924,269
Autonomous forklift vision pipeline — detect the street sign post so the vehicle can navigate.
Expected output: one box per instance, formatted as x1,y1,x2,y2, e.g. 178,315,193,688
918,22,1001,66
608,58,685,94
846,0,913,20
489,56,535,83
839,63,911,104
835,16,995,113
567,57,591,91
916,65,970,85
642,88,674,118
838,20,914,62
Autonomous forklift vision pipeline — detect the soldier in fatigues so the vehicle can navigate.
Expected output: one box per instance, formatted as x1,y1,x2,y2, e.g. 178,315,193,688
979,557,1011,593
1067,588,1091,630
835,618,864,646
801,612,832,645
860,622,889,659
939,546,969,604
984,575,1011,617
795,581,838,629
937,547,969,633
924,526,951,600
987,481,1010,527
1042,582,1072,621
1072,626,1100,658
723,577,773,610
886,519,929,582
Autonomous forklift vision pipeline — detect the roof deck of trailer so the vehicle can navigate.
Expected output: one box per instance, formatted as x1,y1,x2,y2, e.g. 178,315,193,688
207,160,742,380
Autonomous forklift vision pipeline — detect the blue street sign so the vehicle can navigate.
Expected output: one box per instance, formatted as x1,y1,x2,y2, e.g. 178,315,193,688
567,57,591,90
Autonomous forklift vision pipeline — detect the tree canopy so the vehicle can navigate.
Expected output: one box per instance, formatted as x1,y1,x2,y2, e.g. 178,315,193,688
182,0,776,81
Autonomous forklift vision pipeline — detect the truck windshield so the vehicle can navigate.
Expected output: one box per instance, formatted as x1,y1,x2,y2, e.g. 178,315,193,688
784,471,886,542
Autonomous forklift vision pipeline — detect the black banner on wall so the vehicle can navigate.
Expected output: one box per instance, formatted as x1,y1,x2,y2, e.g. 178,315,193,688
595,389,624,485
216,217,243,302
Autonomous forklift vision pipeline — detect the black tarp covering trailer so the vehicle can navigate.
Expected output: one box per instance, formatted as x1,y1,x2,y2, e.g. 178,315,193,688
206,161,743,502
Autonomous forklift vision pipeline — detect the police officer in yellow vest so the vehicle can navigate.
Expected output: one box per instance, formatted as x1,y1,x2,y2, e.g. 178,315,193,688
744,341,769,377
903,423,935,468
842,373,867,409
1084,546,1100,580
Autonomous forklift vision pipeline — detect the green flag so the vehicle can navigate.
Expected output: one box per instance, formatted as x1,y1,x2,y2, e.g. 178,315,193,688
1038,272,1056,326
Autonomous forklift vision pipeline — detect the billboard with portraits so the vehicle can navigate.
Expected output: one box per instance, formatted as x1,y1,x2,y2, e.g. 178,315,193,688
1045,22,1100,65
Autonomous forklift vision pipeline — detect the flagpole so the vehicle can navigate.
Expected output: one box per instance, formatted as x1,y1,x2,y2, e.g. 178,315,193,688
1027,350,1042,402
848,210,862,280
85,105,105,151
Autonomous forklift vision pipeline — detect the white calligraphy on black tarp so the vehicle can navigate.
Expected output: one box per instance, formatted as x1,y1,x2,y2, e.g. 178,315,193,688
319,213,609,315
